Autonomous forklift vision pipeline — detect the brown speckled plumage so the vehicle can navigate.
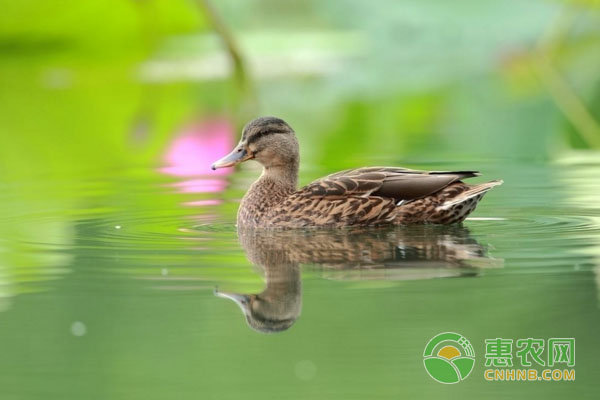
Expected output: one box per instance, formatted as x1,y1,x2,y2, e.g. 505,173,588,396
211,117,502,228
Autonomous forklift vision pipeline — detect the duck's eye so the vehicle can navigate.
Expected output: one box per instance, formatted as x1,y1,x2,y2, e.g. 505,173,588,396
237,148,242,152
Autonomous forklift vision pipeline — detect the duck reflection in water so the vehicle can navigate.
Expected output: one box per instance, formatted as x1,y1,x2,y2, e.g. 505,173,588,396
216,225,499,333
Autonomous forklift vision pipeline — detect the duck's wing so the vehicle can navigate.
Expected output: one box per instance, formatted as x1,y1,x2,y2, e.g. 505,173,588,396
304,167,479,201
266,167,478,227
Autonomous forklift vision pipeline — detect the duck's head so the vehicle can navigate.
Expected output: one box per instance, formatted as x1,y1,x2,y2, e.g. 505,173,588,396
211,116,298,170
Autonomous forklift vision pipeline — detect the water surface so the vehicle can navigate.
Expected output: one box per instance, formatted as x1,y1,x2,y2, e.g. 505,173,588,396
1,155,599,399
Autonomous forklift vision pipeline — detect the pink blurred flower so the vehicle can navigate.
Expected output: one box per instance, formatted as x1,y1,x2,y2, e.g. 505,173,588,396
160,117,235,196
160,118,235,177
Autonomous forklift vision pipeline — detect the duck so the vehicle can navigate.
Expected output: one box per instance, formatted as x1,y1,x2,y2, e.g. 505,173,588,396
211,116,502,228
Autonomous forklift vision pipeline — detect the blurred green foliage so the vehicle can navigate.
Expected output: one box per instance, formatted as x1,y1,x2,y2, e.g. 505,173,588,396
0,0,205,57
0,0,599,178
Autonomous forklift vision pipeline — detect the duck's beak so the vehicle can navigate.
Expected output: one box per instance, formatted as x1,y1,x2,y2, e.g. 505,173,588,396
214,288,251,314
211,145,253,170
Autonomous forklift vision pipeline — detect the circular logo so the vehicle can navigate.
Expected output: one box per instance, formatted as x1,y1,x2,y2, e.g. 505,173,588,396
423,332,475,384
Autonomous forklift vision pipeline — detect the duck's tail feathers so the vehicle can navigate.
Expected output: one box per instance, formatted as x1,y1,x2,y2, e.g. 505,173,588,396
437,180,503,211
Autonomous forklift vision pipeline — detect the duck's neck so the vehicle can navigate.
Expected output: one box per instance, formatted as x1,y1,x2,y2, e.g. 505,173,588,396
238,162,299,226
263,160,299,189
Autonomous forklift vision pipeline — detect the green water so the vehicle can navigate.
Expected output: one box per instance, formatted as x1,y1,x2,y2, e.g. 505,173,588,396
1,153,599,399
